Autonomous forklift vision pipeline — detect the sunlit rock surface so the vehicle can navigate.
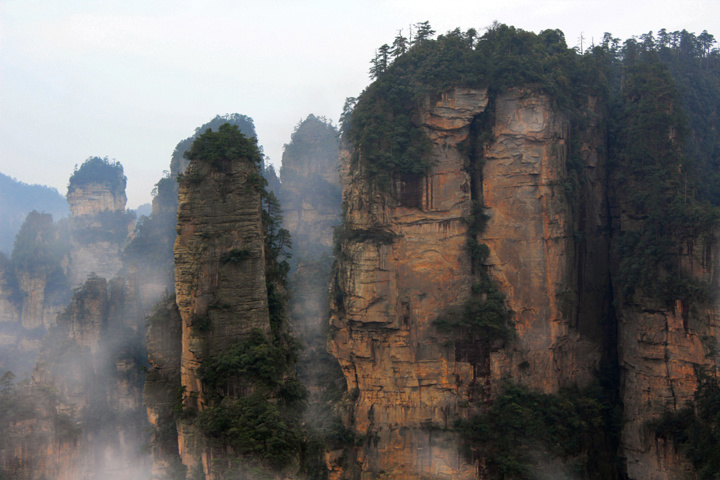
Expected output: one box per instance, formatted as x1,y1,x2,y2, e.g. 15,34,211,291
329,87,610,479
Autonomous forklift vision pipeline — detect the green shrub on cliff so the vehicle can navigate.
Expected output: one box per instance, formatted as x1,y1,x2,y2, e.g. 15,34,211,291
170,113,257,176
609,38,718,307
457,381,622,479
183,123,263,172
349,24,720,311
195,328,306,470
180,120,304,475
11,210,68,276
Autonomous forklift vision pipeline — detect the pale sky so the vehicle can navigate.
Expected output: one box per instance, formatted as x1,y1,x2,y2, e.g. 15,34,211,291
1,0,718,208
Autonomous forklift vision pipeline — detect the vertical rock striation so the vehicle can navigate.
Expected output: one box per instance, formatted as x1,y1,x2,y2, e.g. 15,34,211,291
174,126,270,472
279,114,341,366
1,273,150,480
67,158,133,286
330,86,610,479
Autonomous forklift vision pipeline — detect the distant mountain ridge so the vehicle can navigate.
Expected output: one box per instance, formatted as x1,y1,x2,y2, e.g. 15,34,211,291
0,172,69,254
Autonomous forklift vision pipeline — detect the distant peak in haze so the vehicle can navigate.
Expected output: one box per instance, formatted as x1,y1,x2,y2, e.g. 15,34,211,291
0,172,69,255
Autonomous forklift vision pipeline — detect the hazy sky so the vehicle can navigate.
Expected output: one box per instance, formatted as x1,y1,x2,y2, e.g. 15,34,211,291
1,0,719,208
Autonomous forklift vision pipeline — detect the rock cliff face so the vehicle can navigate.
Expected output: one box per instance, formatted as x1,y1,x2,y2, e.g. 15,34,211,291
478,89,606,392
331,87,602,478
279,114,341,377
67,182,128,217
1,274,150,480
612,190,720,479
0,257,20,328
331,80,720,479
67,180,132,286
280,115,342,255
144,296,184,479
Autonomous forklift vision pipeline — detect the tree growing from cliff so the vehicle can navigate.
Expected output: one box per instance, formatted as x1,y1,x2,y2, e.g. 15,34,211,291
348,23,586,185
651,370,720,480
170,113,258,176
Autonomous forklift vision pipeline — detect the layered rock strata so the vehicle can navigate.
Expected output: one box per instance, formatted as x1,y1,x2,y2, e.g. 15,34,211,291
67,182,128,217
613,195,720,479
174,145,270,471
329,87,608,479
67,182,132,286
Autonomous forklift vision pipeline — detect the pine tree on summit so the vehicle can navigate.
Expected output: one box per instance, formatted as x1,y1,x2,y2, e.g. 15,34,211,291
392,31,408,57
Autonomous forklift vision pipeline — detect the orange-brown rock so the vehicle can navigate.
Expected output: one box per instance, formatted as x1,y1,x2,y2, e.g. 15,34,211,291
67,182,127,217
329,86,606,479
613,224,720,479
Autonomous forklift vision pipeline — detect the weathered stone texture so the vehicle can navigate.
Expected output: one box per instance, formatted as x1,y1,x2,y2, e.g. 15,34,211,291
330,87,605,479
67,182,127,217
174,154,270,469
616,240,720,479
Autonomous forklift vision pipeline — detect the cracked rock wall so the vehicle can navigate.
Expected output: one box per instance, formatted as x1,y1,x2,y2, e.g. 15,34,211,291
330,87,606,479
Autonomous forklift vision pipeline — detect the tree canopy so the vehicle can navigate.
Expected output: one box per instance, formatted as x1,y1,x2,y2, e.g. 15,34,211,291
67,156,127,196
183,123,263,170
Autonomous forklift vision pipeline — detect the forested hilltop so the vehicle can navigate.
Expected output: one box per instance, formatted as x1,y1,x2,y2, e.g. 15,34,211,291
346,23,720,308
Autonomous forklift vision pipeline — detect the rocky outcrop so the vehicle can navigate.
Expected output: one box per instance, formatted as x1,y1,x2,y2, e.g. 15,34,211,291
67,182,128,217
479,89,604,391
0,257,20,326
279,113,342,382
280,114,342,255
329,86,609,479
144,295,184,480
67,168,132,286
17,271,66,331
613,198,720,479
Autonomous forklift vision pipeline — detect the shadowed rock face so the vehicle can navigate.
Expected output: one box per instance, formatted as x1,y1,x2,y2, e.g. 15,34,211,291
280,114,342,256
612,178,720,478
331,83,720,480
329,86,612,479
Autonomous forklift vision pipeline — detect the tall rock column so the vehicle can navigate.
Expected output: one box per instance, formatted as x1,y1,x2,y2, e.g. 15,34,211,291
480,89,603,390
174,126,270,471
66,157,133,286
330,87,482,479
